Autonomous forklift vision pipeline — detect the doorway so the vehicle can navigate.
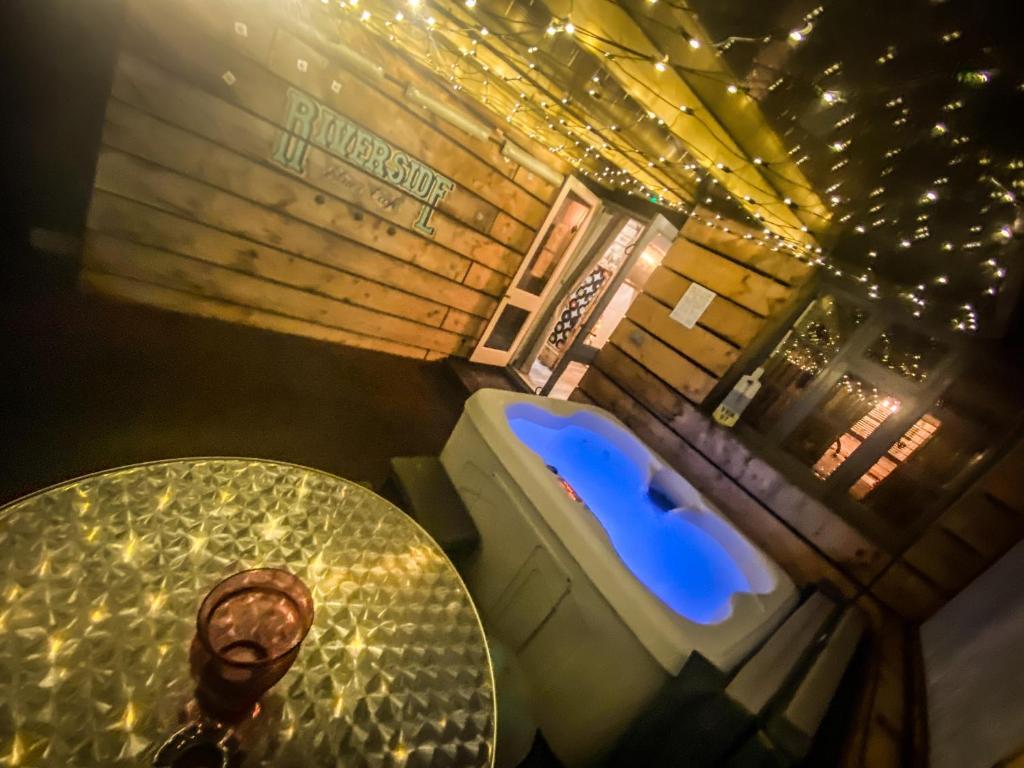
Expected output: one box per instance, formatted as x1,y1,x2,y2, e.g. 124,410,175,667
511,211,678,397
469,178,600,366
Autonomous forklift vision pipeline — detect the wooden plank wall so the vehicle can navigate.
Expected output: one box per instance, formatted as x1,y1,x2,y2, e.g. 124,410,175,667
80,0,567,360
570,214,919,766
607,213,812,405
574,214,1024,766
871,438,1024,620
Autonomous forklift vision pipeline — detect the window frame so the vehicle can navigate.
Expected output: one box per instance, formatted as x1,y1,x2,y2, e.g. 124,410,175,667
732,279,982,549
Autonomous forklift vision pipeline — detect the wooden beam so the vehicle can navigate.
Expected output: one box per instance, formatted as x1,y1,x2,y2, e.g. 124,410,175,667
681,215,815,287
663,239,792,317
643,267,763,347
609,317,718,403
625,292,739,376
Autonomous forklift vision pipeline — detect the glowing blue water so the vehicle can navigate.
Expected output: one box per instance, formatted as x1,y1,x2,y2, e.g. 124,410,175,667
509,415,752,624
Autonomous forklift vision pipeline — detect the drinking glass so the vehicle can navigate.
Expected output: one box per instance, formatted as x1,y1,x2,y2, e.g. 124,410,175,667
189,568,314,721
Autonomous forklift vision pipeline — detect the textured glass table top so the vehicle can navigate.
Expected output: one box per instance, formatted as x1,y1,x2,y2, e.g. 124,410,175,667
0,459,495,767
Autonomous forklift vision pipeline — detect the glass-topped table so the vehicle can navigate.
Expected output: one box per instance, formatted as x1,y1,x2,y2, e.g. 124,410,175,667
0,459,495,766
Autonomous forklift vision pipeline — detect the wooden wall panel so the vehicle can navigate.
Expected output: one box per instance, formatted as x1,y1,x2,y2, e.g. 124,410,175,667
109,54,521,275
662,240,791,318
625,293,739,376
90,159,495,318
609,319,719,404
877,438,1024,620
82,0,566,358
81,272,428,359
89,192,440,321
643,267,763,347
85,233,471,355
681,217,815,287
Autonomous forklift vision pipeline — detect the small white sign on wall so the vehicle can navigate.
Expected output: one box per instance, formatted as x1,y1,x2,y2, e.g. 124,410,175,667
669,283,716,329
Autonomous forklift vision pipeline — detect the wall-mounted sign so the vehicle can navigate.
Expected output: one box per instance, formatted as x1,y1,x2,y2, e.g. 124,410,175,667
669,282,716,328
271,87,455,237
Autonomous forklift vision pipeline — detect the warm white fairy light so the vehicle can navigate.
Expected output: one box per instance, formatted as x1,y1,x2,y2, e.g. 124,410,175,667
320,0,1013,329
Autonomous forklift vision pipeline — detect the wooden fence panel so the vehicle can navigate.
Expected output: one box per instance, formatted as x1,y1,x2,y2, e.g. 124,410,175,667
82,0,569,358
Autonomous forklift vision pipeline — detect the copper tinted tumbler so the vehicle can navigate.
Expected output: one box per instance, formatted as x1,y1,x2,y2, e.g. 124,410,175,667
190,569,314,721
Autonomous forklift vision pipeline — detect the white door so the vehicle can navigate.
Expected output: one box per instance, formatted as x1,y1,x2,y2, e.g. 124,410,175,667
469,177,600,365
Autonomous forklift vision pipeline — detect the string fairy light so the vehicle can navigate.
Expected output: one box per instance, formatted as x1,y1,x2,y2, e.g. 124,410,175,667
301,0,1018,331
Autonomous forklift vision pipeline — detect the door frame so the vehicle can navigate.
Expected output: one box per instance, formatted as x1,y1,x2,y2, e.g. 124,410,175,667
509,203,636,382
537,213,678,395
469,177,601,366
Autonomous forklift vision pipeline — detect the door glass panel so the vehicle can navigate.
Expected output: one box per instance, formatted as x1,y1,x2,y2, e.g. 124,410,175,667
524,218,643,391
585,282,637,349
583,230,670,349
482,305,531,352
863,324,948,383
743,295,868,432
624,232,672,290
782,373,901,479
548,361,590,400
517,192,594,296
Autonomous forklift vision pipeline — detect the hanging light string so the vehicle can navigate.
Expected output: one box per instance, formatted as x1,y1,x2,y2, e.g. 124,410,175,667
423,0,704,198
387,6,702,205
325,0,827,257
309,0,1017,330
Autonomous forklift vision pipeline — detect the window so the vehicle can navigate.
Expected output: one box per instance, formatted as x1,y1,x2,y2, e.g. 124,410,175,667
780,374,900,479
863,324,948,383
743,295,867,432
850,367,1011,529
737,289,983,537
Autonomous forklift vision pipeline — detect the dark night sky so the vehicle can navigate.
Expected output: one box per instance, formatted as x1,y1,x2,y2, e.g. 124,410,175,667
694,0,1024,335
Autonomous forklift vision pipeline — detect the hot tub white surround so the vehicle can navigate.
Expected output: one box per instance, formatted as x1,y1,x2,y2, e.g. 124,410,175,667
441,389,798,765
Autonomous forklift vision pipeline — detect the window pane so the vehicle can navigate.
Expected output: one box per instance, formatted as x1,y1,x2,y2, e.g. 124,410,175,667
743,295,868,431
517,192,593,296
864,324,948,383
782,374,901,478
852,366,1012,528
482,305,531,352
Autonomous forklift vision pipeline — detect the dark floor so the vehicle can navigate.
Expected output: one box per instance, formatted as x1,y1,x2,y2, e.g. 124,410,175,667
0,263,470,505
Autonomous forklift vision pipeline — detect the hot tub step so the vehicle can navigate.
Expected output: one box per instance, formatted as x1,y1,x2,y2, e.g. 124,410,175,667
764,606,867,761
725,590,838,717
386,456,481,562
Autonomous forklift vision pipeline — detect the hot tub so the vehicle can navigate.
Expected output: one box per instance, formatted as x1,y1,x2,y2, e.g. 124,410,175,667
441,389,797,765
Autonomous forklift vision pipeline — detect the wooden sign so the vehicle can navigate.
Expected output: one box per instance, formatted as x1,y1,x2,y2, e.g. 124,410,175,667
272,86,455,237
